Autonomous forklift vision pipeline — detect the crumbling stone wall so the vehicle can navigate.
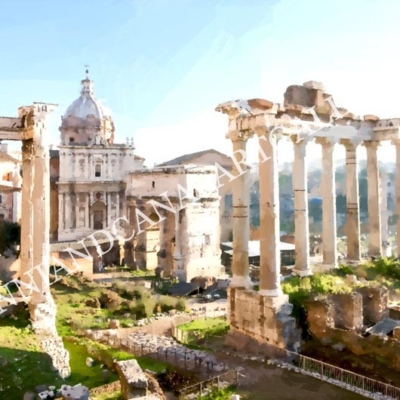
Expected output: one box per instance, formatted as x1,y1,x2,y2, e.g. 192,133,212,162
305,297,400,373
330,292,363,331
357,286,389,325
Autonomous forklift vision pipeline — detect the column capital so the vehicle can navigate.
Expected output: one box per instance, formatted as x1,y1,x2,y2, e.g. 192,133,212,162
290,134,313,146
363,140,380,149
315,136,338,147
226,130,251,142
340,137,363,149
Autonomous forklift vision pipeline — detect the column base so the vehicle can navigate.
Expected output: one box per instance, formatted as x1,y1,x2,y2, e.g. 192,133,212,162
230,275,251,289
292,268,313,277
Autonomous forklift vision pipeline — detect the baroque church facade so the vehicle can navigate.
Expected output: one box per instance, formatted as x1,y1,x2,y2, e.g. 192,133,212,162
49,71,226,282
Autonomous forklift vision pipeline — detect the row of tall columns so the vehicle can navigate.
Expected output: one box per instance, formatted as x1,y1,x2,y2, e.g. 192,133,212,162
228,129,389,293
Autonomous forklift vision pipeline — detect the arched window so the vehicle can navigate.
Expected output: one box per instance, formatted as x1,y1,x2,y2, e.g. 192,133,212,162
152,181,155,188
95,164,101,177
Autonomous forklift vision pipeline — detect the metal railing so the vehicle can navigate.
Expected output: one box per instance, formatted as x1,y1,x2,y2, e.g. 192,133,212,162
288,351,400,399
178,370,239,399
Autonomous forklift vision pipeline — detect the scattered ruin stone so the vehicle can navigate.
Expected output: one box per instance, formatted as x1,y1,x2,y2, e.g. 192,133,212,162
109,319,120,329
85,298,101,308
23,392,35,400
86,357,94,367
99,291,122,310
60,384,89,400
115,359,148,399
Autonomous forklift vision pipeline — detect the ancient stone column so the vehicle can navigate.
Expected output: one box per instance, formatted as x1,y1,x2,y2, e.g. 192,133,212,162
258,131,282,296
316,138,337,267
342,139,361,262
291,137,312,276
394,141,400,257
20,140,34,290
229,137,251,288
365,141,382,257
29,131,57,333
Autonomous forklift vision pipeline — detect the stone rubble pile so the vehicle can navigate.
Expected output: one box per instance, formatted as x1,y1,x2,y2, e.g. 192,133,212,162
121,332,226,372
28,383,89,400
40,334,71,379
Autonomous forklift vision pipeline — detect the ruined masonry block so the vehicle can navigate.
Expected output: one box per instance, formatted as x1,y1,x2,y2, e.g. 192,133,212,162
115,359,148,399
357,286,389,325
330,292,363,331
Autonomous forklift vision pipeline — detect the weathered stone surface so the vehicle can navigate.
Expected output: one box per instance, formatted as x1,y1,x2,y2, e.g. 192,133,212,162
357,286,389,324
115,359,148,399
389,306,400,321
60,383,89,400
227,288,300,351
109,319,120,329
85,298,101,308
330,292,363,331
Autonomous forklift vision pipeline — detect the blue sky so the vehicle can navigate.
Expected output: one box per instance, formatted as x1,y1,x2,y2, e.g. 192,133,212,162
0,0,398,165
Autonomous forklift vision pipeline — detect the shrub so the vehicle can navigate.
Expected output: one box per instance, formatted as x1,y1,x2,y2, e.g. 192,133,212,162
176,298,187,311
157,295,177,312
336,264,353,276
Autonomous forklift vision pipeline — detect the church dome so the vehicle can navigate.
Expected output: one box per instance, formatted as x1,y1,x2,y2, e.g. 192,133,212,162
60,69,115,146
63,69,111,120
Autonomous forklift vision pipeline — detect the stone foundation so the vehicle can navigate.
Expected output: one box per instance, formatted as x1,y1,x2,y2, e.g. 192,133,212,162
226,288,301,352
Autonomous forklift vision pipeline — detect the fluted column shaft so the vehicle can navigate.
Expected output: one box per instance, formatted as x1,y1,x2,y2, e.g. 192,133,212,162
292,138,312,276
258,132,282,296
230,138,251,288
318,138,338,267
365,141,382,257
342,139,361,262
